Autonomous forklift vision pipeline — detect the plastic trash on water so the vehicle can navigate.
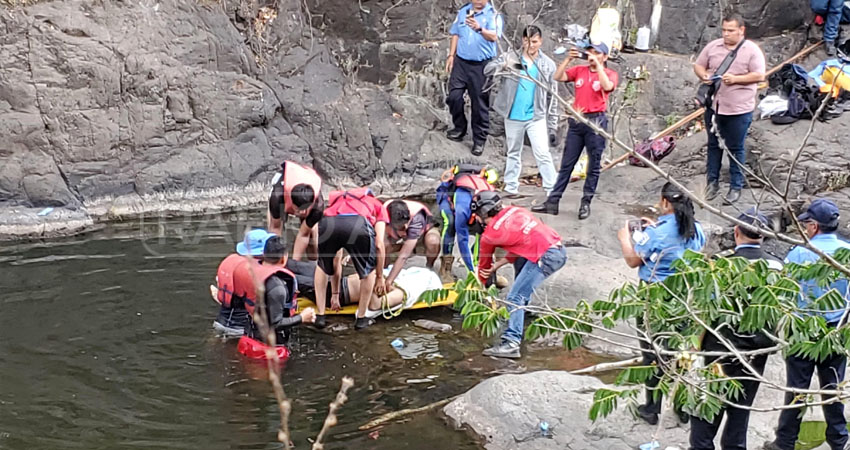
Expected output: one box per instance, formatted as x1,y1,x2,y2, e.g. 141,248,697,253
538,421,552,438
390,338,404,349
639,441,660,450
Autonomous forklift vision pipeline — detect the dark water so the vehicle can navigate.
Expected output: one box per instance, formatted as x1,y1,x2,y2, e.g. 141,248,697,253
0,213,605,449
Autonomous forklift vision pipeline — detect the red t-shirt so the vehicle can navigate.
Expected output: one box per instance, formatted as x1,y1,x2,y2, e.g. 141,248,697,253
565,65,619,114
477,206,562,282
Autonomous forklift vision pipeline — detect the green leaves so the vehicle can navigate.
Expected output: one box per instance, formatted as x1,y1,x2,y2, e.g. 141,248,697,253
439,251,850,423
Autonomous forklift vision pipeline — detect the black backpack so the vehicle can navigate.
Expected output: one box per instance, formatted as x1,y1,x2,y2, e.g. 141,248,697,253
767,64,822,123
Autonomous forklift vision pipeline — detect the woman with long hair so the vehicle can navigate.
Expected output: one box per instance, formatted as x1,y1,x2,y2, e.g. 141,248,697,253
617,181,707,425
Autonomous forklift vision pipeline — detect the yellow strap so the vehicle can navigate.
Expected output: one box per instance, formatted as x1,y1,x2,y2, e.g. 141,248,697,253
381,284,407,320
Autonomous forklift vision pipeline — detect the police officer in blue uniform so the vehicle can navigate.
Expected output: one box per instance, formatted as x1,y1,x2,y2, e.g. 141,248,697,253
617,182,706,424
690,208,781,450
445,0,503,156
765,199,850,450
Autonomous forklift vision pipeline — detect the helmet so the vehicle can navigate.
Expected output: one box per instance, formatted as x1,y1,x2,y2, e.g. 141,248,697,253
484,168,499,185
471,191,502,218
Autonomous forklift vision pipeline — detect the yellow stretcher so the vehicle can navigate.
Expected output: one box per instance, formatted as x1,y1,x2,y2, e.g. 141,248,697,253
295,284,457,316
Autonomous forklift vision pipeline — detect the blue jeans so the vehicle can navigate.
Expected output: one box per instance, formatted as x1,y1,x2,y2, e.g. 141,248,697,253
705,109,752,190
502,246,568,344
775,352,848,450
812,0,850,42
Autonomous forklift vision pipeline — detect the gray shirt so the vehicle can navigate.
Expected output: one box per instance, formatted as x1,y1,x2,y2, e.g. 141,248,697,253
485,50,559,133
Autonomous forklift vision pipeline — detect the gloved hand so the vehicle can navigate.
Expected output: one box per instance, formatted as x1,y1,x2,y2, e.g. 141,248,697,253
549,134,558,148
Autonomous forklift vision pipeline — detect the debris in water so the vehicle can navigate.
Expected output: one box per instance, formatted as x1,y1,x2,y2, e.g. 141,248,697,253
412,319,452,333
368,430,380,440
37,207,54,216
390,338,404,349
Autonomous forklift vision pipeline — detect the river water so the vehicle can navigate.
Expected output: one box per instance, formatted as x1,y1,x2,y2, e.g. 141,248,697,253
0,212,604,449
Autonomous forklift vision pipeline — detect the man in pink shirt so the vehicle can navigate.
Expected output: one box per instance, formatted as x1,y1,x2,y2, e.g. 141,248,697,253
693,14,765,205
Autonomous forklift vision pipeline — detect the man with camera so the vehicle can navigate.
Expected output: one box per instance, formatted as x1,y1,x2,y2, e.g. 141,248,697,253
532,42,618,220
693,14,765,205
445,0,503,156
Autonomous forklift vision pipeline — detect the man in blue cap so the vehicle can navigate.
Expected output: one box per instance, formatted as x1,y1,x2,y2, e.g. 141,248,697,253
212,229,277,336
765,198,850,450
532,41,618,219
690,207,781,450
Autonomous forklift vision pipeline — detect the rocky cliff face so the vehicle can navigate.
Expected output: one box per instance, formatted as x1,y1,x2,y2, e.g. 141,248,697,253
0,0,812,213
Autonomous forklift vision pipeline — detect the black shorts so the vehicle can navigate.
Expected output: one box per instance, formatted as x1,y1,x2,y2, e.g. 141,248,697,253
324,277,352,306
317,215,376,278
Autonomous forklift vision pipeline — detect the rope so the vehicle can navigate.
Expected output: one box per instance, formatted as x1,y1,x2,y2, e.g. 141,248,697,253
381,284,407,320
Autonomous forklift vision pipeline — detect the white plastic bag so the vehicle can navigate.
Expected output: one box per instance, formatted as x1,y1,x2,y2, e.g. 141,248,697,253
758,95,788,118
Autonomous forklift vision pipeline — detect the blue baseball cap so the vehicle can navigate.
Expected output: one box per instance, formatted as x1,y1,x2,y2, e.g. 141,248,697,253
797,198,840,227
236,229,276,256
736,207,770,237
589,41,610,55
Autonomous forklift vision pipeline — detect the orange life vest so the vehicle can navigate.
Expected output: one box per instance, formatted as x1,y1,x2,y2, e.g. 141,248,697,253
223,257,298,315
280,161,322,215
325,187,383,226
453,173,493,195
383,199,430,240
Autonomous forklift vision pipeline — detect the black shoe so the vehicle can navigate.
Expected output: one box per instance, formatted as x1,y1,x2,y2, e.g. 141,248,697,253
723,189,741,205
676,409,690,424
314,314,327,329
531,202,559,215
446,128,465,142
471,142,484,156
826,41,837,57
636,404,658,425
354,317,374,330
578,201,591,220
482,341,521,358
705,182,721,201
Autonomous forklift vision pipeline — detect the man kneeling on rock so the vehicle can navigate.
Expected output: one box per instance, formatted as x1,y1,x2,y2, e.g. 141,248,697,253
473,191,567,358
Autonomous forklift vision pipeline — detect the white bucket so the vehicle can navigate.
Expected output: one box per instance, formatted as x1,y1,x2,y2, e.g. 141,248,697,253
636,26,651,51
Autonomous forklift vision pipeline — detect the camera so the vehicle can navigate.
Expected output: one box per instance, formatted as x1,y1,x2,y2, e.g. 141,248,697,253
628,219,646,234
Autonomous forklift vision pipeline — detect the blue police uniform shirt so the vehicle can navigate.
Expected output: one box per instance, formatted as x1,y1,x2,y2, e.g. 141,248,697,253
784,233,850,324
633,213,707,282
449,3,502,61
508,57,538,121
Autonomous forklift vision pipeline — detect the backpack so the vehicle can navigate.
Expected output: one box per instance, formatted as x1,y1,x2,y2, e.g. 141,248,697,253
768,64,822,123
628,136,676,167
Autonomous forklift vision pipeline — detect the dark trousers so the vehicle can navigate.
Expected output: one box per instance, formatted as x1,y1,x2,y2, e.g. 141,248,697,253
689,353,769,450
704,109,752,191
774,353,848,450
446,56,491,145
546,115,608,206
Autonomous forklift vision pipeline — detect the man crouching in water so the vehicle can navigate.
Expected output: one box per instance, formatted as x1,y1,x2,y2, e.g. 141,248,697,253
247,235,316,344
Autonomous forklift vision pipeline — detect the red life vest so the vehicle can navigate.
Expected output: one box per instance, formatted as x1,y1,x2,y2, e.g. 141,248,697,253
280,161,322,215
453,173,493,195
216,254,251,308
325,187,385,226
230,259,298,315
237,335,291,361
383,199,431,240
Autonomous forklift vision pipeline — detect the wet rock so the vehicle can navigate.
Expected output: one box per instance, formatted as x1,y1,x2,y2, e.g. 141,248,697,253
413,319,453,333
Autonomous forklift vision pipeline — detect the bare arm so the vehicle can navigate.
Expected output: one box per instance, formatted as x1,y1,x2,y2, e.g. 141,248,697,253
374,222,387,289
617,225,643,268
291,222,312,261
553,55,573,82
385,238,417,287
693,63,710,83
267,212,283,236
446,35,459,73
480,28,498,42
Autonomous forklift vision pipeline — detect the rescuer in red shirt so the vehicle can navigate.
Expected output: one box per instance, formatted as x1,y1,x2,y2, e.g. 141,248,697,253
472,191,568,358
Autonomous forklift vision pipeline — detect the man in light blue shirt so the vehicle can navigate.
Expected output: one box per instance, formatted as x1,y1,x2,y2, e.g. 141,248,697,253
445,0,503,156
485,26,558,198
767,198,850,450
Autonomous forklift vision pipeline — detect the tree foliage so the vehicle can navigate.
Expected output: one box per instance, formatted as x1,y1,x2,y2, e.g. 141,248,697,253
424,249,850,423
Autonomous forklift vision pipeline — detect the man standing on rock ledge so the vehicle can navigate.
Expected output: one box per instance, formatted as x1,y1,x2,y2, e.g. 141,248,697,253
445,0,503,156
532,42,618,219
694,14,765,205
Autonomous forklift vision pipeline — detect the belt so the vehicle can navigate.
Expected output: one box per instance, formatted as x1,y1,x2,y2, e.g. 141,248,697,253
583,112,606,118
456,56,492,65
